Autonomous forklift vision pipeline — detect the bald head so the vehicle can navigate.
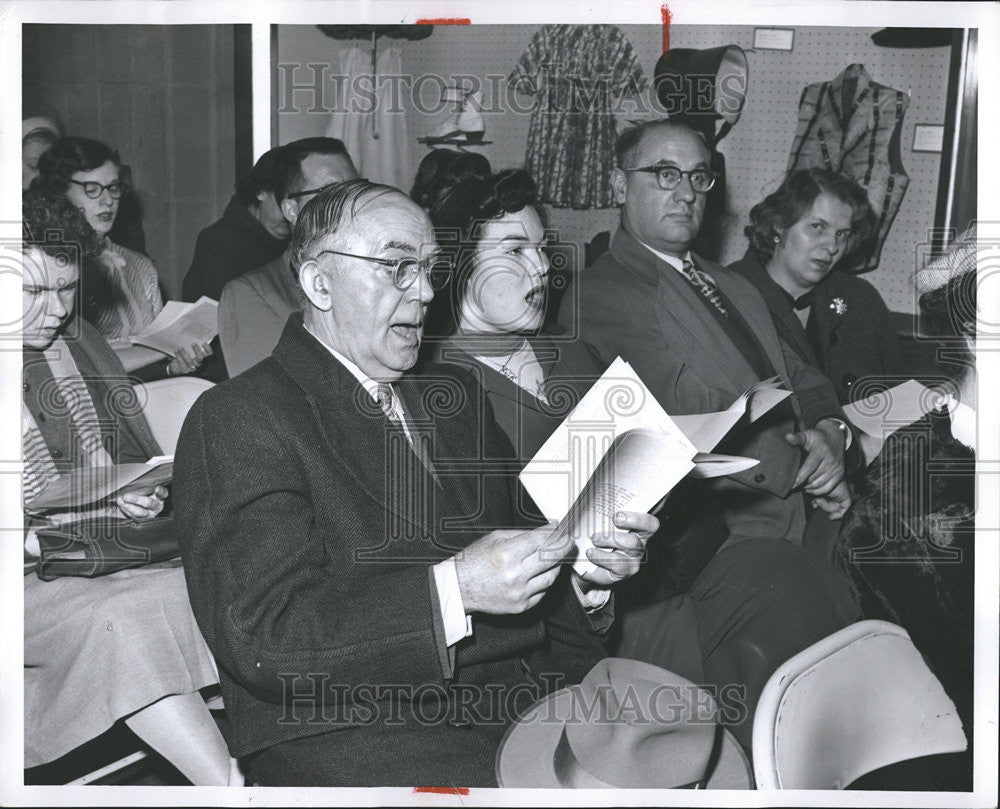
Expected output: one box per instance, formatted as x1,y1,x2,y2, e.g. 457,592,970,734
612,122,712,257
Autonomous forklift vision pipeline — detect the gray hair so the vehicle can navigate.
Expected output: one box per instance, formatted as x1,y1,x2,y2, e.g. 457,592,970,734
288,179,401,279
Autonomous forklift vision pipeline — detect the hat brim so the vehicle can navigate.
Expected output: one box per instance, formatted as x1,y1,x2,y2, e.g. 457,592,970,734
495,688,753,790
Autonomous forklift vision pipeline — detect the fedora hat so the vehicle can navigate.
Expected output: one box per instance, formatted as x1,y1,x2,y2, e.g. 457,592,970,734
495,658,752,789
653,45,749,146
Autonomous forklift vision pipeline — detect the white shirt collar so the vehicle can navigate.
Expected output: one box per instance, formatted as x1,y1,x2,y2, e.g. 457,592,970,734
303,323,381,402
635,239,691,274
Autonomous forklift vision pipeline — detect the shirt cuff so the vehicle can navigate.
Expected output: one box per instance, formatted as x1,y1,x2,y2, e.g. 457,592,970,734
570,575,613,612
432,557,473,646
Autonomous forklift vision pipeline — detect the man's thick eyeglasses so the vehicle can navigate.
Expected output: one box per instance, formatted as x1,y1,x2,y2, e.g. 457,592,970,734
286,181,349,200
313,249,452,291
621,165,718,193
68,179,130,200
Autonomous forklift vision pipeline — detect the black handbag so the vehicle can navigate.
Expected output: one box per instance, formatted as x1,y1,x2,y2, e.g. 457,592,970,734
35,515,180,581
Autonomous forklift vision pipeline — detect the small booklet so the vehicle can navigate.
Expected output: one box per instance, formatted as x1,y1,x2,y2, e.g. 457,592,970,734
520,358,778,575
131,297,218,356
25,455,174,512
842,379,970,464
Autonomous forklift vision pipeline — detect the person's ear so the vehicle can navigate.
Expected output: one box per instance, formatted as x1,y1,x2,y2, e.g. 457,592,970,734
280,197,299,226
611,168,628,205
299,259,333,312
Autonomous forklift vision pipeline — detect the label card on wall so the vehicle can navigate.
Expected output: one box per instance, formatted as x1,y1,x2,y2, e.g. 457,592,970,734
912,124,945,153
753,28,795,51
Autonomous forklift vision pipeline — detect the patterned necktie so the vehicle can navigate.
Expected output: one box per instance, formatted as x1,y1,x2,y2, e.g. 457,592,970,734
376,382,438,482
680,259,729,318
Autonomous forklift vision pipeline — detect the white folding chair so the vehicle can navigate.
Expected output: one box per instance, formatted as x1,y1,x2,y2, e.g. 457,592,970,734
752,619,967,790
133,376,215,453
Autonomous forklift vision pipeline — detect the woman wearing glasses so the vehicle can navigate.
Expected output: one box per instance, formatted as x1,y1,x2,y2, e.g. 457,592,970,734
424,169,605,461
34,137,210,377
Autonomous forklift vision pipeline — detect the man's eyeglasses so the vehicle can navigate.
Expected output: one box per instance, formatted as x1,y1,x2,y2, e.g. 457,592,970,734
286,181,348,200
313,249,452,291
620,165,718,194
68,179,130,200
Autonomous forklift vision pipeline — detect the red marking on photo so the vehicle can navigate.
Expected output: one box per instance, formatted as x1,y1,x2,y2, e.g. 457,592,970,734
413,785,471,794
662,5,672,53
416,18,471,25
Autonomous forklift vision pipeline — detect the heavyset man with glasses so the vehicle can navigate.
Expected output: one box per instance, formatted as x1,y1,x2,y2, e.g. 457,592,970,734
174,180,660,786
557,121,861,748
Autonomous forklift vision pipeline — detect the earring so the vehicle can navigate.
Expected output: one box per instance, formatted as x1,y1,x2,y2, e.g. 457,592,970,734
773,235,780,243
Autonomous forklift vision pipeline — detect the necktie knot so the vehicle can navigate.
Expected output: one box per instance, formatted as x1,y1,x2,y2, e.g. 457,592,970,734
376,383,396,420
679,259,729,317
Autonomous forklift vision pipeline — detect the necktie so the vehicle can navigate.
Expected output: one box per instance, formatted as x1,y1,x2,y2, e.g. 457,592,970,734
680,259,729,318
376,383,438,483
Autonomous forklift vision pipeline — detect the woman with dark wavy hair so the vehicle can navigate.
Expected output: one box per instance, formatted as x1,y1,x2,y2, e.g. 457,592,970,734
729,168,899,404
424,168,605,460
34,136,211,377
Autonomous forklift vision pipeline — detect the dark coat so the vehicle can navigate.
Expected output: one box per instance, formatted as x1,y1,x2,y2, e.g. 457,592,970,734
729,249,903,404
182,196,288,303
425,330,606,463
174,314,605,785
558,227,846,545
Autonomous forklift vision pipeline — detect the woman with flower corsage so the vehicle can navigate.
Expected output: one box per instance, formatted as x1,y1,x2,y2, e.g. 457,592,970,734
729,168,902,405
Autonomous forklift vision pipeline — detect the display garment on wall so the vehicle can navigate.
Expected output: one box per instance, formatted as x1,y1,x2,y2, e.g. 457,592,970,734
730,249,903,404
509,25,646,209
325,44,412,191
788,64,909,271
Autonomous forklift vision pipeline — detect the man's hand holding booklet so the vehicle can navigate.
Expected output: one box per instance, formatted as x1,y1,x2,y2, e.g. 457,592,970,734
520,357,791,576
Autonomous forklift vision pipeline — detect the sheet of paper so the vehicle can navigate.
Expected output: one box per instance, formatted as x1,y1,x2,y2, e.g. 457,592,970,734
688,452,760,479
544,428,696,576
131,296,218,356
26,456,174,511
519,357,696,521
842,379,938,439
671,376,791,452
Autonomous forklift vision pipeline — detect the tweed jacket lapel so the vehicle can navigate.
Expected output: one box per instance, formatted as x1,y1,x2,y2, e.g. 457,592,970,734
272,314,448,535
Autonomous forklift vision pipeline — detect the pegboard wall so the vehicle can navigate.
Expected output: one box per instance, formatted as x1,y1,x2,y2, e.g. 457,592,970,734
276,24,953,313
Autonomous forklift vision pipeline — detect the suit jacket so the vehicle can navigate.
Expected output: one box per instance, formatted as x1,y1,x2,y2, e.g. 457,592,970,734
174,314,605,783
730,249,903,404
183,196,288,303
425,329,606,463
217,250,301,377
558,227,845,544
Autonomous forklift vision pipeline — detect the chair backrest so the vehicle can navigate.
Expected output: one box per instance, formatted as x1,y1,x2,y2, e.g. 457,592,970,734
752,619,967,790
133,377,215,454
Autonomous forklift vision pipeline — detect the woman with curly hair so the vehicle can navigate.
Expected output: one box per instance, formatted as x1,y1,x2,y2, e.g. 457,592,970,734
21,189,235,784
424,168,605,460
729,168,898,404
34,136,211,377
